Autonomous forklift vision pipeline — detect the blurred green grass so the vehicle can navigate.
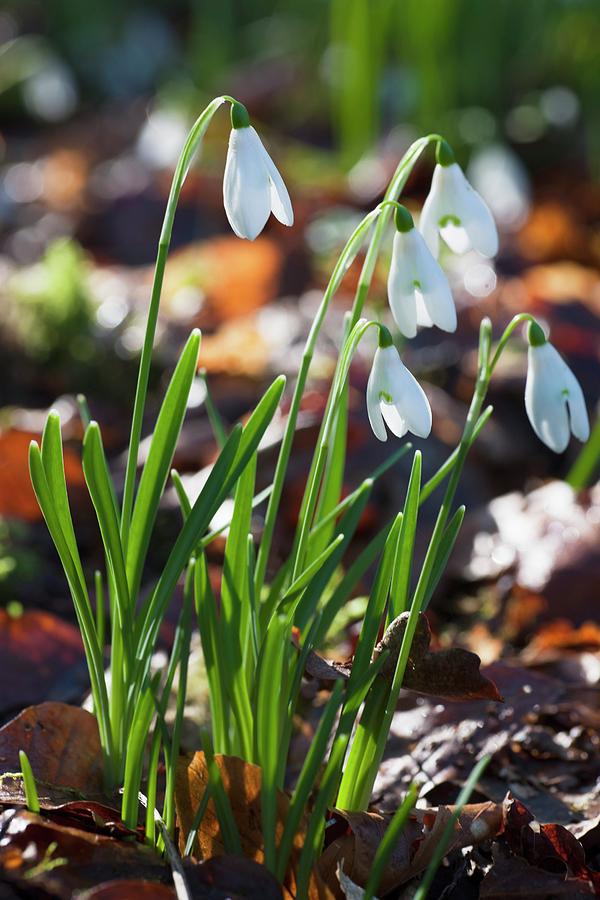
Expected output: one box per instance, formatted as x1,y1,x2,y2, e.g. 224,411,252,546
1,0,599,169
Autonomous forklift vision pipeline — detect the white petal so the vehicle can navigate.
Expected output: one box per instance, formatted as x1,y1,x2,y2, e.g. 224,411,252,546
525,345,570,453
419,166,444,257
223,127,271,240
563,365,590,443
381,401,408,439
460,186,499,257
366,358,387,441
412,232,457,332
387,232,418,338
379,346,432,439
396,366,432,438
254,127,294,226
439,221,471,254
415,291,434,328
420,163,499,259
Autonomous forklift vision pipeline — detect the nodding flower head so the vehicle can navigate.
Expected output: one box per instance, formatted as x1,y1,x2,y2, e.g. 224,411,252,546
223,102,294,241
419,141,498,259
525,322,590,453
387,205,457,339
366,336,432,442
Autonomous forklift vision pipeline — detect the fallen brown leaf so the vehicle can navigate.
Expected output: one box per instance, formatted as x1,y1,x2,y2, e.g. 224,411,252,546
175,752,334,900
318,801,503,895
503,794,600,892
375,612,504,702
480,843,595,898
0,809,168,898
0,702,105,797
304,612,503,702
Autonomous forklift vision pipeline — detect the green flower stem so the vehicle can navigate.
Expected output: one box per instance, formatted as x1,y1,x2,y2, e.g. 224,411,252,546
287,135,438,580
338,319,494,811
119,96,228,554
255,135,441,594
253,209,380,593
568,413,600,489
290,318,378,580
348,135,438,329
488,312,537,375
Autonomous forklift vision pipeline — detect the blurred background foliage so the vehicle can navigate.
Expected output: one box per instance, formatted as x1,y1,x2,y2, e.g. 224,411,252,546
1,0,598,169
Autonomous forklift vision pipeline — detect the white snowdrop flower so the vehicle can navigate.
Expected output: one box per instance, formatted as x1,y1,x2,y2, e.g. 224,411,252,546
525,322,590,453
387,205,457,338
223,102,293,241
419,140,498,259
367,332,432,442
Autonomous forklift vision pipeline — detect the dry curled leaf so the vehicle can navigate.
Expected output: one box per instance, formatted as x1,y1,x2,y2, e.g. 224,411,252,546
304,612,503,702
0,809,168,898
0,702,105,797
175,752,334,900
318,801,503,895
375,613,503,702
502,794,600,892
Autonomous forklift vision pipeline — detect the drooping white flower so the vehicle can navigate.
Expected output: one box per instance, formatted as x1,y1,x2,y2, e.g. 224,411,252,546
367,338,432,442
525,323,589,453
223,103,293,241
419,141,498,259
387,206,456,338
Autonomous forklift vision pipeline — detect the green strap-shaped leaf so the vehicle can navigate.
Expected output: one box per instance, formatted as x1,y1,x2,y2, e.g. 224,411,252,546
134,376,286,678
306,381,349,565
422,505,465,610
82,422,133,667
127,330,201,600
40,411,87,602
194,554,229,753
219,452,257,759
388,450,422,622
255,612,287,873
293,478,373,633
29,442,114,772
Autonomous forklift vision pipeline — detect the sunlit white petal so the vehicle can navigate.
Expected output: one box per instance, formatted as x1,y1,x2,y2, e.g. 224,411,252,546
387,232,418,338
419,163,498,259
223,125,293,240
256,135,294,226
366,345,432,442
412,234,457,332
366,363,387,441
564,366,590,443
525,342,589,453
387,227,456,336
381,402,408,439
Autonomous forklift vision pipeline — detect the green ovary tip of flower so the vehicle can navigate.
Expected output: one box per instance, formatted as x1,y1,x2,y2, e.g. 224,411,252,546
394,204,414,233
527,320,547,347
377,324,394,349
435,139,456,167
230,101,250,129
